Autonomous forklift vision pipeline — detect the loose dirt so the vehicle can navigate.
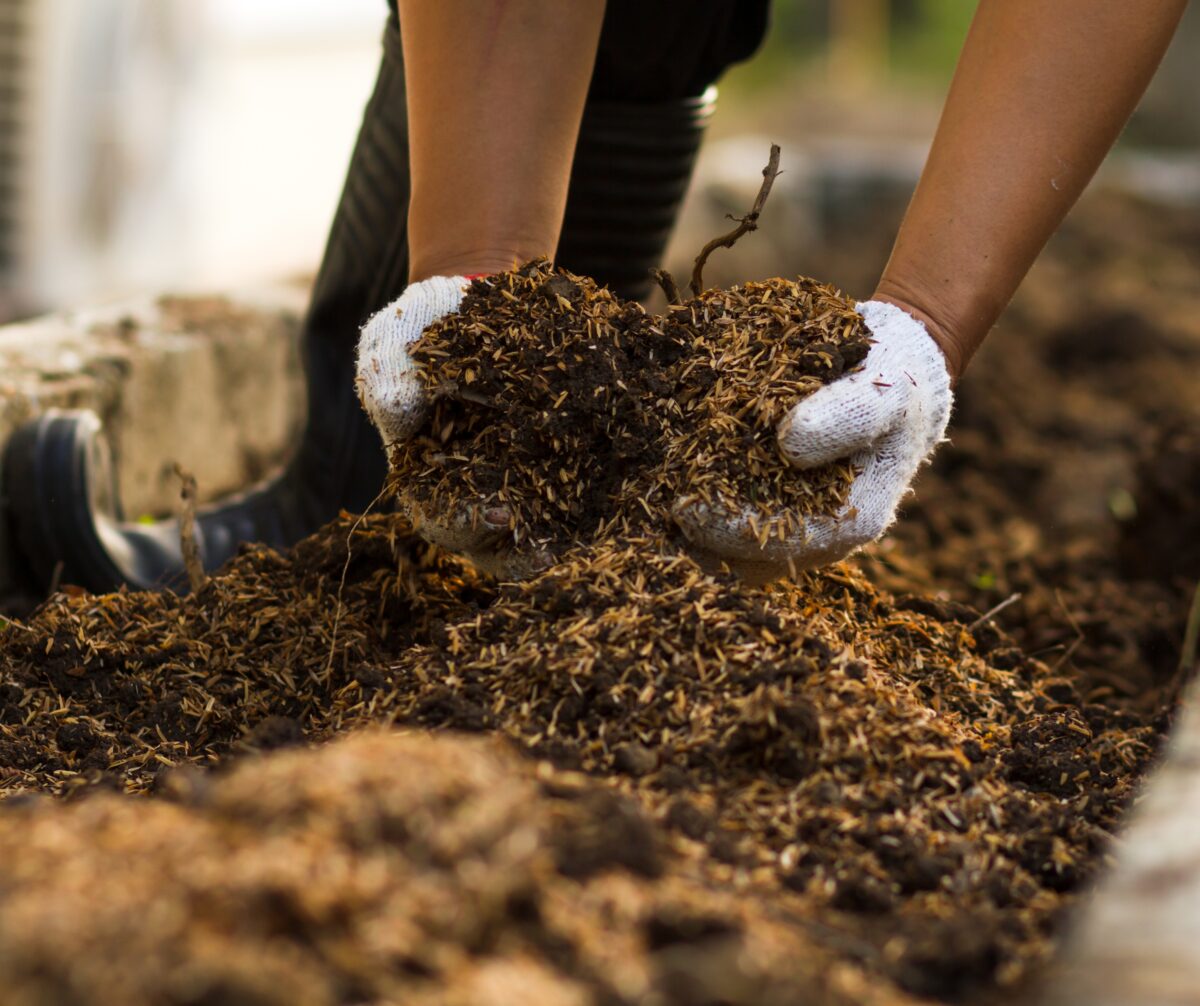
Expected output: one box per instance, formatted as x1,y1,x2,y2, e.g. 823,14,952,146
0,193,1195,1006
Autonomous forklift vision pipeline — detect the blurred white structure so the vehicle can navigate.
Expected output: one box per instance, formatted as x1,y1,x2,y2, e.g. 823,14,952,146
2,0,385,321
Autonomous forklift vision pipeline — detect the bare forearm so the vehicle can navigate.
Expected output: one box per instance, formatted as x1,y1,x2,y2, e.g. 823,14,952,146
400,0,606,282
874,0,1185,378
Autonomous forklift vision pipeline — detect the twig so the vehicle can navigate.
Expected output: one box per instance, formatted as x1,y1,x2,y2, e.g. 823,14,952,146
0,616,35,635
1179,579,1200,673
651,268,683,307
173,464,207,594
1051,588,1086,672
48,560,64,597
689,143,782,298
433,381,496,409
967,592,1022,632
325,485,391,678
1051,636,1084,674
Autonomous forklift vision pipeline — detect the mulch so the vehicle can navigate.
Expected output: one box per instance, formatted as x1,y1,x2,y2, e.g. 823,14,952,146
0,193,1195,1005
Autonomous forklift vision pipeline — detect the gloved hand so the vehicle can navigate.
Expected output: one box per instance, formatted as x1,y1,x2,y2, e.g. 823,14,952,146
356,275,470,446
672,300,953,582
356,275,521,575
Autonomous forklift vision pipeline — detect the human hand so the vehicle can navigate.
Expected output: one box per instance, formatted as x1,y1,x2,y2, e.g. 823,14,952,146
356,275,531,575
672,300,953,582
356,275,472,447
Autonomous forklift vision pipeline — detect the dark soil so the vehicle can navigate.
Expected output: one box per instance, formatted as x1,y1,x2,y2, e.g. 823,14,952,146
0,193,1195,1006
859,192,1200,717
0,516,1161,1005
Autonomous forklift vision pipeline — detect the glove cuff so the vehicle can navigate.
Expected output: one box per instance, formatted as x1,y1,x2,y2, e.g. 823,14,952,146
400,275,473,332
854,299,953,450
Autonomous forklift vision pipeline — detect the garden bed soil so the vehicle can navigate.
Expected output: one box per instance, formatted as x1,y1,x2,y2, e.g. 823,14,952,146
0,193,1197,1005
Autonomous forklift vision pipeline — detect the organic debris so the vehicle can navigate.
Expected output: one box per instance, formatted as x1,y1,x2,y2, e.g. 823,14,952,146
397,259,870,563
0,506,1164,1002
0,192,1195,1005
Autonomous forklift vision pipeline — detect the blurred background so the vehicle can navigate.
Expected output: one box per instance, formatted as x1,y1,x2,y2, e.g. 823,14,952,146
0,0,382,322
3,0,1200,323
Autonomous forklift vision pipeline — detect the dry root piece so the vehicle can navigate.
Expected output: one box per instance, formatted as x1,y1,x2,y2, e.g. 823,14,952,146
397,262,872,566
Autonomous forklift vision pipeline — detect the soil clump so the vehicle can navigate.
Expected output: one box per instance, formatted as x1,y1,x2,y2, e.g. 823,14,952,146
0,731,902,1006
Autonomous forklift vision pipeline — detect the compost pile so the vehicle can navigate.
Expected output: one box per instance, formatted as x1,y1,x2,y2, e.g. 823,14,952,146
0,512,1161,1005
395,259,868,560
0,193,1195,1006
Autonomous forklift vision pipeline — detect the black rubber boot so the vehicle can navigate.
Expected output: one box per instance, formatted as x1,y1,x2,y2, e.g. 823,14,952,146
3,23,414,594
1,31,714,595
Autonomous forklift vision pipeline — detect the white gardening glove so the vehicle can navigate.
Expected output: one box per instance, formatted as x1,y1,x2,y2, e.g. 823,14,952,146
356,275,470,446
356,275,521,573
673,300,953,582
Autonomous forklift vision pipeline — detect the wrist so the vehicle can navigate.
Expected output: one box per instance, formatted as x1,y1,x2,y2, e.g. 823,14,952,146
868,285,967,384
408,248,540,285
407,214,560,285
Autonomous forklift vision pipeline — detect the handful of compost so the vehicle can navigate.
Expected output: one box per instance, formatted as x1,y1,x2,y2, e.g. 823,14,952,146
356,261,951,580
671,297,953,582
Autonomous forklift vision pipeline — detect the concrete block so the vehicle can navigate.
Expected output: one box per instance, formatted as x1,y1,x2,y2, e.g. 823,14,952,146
0,285,306,600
